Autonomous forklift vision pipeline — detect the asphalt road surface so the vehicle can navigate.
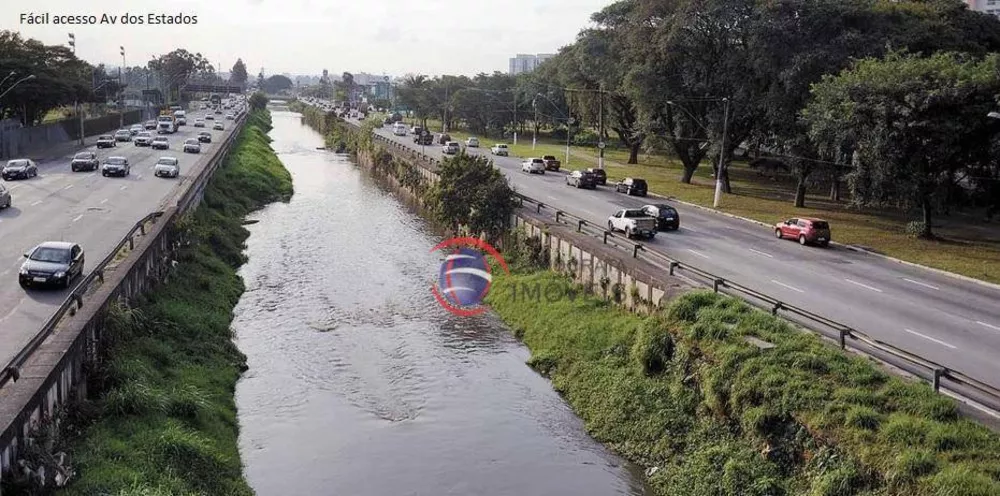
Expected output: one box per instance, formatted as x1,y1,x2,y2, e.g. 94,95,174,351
339,114,1000,391
0,108,239,368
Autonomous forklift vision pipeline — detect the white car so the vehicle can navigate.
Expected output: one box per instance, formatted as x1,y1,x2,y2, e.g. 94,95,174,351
466,137,480,147
491,144,509,156
193,119,205,127
442,141,460,154
521,158,545,174
153,157,180,178
183,139,201,153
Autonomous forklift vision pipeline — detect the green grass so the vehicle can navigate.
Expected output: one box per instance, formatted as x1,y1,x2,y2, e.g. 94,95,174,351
486,268,1000,495
415,118,1000,284
45,109,293,495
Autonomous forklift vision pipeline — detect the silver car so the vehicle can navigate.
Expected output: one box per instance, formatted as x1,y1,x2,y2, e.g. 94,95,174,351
153,156,180,178
183,139,201,153
0,182,11,209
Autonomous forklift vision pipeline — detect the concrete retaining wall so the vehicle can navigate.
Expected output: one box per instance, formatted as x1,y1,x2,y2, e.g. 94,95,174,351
0,109,151,160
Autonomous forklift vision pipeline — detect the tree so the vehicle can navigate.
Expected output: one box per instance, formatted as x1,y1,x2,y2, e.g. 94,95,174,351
230,58,248,85
397,74,433,129
335,72,355,104
0,30,93,125
262,75,293,93
804,51,1000,238
427,151,519,243
249,91,268,111
147,49,213,92
257,69,265,89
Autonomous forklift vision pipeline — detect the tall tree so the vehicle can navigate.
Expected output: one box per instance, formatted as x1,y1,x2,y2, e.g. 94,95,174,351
804,51,1000,238
262,74,293,93
0,30,93,125
397,74,433,129
230,58,248,85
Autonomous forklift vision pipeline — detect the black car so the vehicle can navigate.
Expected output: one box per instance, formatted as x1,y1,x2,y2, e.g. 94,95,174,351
71,152,99,172
642,204,680,230
2,159,38,180
197,132,212,143
615,177,648,196
415,132,433,145
566,170,597,189
586,168,607,185
101,156,130,177
18,241,85,289
96,135,116,148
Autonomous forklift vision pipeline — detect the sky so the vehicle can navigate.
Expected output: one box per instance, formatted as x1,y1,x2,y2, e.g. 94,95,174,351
3,0,612,78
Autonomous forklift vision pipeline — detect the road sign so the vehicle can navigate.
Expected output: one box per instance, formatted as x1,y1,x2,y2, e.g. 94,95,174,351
598,142,606,149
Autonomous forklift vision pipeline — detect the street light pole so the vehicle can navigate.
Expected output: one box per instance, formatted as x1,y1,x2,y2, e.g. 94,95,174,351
119,46,126,128
0,75,36,100
598,84,605,170
713,97,730,208
512,91,517,145
532,96,538,150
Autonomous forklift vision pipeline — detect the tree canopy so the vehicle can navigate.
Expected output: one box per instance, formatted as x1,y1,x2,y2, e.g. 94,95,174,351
230,58,248,85
0,30,93,125
262,74,293,93
426,151,519,242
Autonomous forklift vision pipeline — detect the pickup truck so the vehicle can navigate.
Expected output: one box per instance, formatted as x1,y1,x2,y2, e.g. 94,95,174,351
607,209,658,240
542,155,561,171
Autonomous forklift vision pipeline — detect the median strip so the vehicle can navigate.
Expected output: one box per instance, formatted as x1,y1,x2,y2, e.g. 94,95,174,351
904,328,958,349
845,278,883,293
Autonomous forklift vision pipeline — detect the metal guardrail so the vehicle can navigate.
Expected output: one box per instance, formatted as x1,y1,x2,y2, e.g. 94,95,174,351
344,117,1000,412
0,111,249,391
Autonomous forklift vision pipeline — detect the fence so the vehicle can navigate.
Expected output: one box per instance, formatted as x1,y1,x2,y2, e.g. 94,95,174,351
352,119,1000,415
0,109,149,160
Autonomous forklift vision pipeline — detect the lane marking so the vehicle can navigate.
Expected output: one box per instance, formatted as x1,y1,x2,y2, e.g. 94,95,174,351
72,214,83,222
976,321,1000,332
683,225,700,233
904,329,957,350
903,278,940,291
8,185,20,190
63,184,73,190
120,185,128,191
770,279,804,293
687,249,710,260
30,200,42,206
136,174,142,179
845,278,883,293
940,388,1000,420
100,198,108,204
749,248,773,258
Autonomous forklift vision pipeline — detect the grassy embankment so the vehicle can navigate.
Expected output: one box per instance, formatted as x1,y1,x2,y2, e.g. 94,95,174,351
47,109,292,495
486,265,1000,496
406,116,1000,284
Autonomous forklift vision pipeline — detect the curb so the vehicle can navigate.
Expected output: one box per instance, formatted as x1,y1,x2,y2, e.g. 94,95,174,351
648,192,1000,292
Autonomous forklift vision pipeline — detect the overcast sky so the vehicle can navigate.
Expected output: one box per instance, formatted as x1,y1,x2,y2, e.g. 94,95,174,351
4,0,611,77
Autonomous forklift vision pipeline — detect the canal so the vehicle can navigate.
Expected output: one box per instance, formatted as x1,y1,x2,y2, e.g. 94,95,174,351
232,108,652,495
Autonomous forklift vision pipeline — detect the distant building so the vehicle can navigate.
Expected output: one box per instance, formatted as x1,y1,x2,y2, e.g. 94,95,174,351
508,54,555,75
967,0,1000,17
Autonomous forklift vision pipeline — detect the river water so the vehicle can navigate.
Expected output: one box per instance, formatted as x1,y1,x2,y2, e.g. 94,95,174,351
232,108,652,496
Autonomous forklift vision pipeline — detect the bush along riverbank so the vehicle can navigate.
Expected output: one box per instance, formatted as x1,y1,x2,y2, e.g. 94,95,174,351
289,100,353,151
15,109,293,495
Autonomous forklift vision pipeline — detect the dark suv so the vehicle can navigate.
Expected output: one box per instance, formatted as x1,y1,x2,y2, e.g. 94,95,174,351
71,152,99,172
586,168,607,185
415,132,434,145
642,204,680,230
615,177,648,196
566,170,597,189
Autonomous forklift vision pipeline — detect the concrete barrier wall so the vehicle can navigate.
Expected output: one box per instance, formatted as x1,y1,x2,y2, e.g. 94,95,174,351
0,113,249,490
0,109,150,160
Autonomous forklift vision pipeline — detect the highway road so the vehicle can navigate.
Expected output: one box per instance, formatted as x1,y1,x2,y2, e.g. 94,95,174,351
0,107,240,369
329,111,1000,390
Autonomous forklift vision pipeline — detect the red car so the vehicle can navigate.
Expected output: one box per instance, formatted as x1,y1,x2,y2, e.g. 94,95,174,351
775,217,831,246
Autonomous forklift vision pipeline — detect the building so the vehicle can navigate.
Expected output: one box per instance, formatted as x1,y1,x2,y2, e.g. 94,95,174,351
967,0,1000,17
508,54,555,75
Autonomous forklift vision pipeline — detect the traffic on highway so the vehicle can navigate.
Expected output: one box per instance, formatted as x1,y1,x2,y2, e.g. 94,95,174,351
290,99,1000,394
0,95,247,370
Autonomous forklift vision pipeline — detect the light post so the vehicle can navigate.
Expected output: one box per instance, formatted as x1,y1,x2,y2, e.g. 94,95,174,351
532,96,538,150
0,74,36,100
0,71,19,92
119,46,126,128
512,91,517,145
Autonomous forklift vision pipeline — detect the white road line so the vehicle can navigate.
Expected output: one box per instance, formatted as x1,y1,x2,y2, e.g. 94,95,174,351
904,329,957,350
770,279,804,293
903,278,940,291
683,225,699,233
100,198,108,204
136,174,142,179
844,278,883,293
749,248,774,258
687,249,710,260
940,388,1000,420
30,200,42,206
977,321,1000,332
8,185,19,191
63,184,73,190
120,185,128,191
71,214,83,222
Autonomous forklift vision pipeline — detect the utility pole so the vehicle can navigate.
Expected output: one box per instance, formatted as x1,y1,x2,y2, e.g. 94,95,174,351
512,91,517,145
443,83,449,133
532,95,538,150
598,84,605,170
119,46,126,128
713,97,730,208
68,33,83,145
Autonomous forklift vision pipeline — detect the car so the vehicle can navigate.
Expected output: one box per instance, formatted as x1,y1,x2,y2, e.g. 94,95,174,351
151,137,169,150
129,124,143,135
134,131,153,146
0,182,11,208
213,122,225,131
143,120,158,130
521,158,546,174
607,209,658,240
442,141,460,155
542,155,561,171
491,144,509,156
197,131,212,143
437,133,452,145
642,204,680,231
411,125,424,135
414,132,433,145
615,177,648,196
96,135,116,148
215,109,223,114
205,114,215,121
193,119,205,127
775,217,831,247
183,138,201,153
153,156,180,178
466,137,480,147
566,170,597,189
70,152,99,172
101,156,130,177
585,168,607,185
18,241,85,289
2,159,38,180
114,129,132,142
225,113,234,120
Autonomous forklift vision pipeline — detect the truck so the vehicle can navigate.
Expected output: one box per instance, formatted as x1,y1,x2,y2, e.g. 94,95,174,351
542,155,561,171
173,110,187,126
157,114,177,134
607,209,658,240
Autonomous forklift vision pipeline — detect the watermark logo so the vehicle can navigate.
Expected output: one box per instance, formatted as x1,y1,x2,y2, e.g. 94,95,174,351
431,237,509,316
